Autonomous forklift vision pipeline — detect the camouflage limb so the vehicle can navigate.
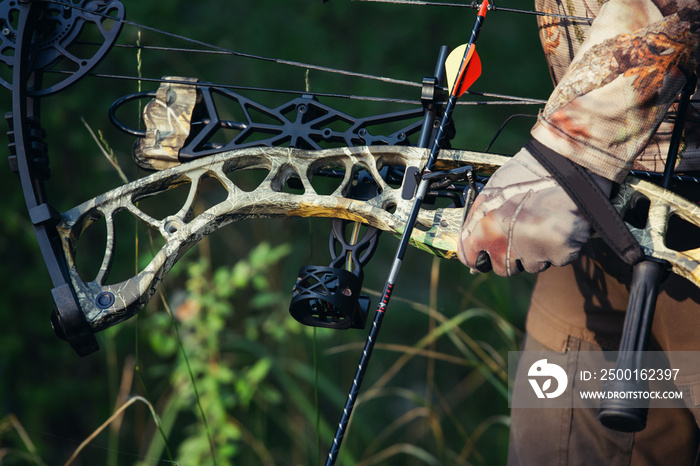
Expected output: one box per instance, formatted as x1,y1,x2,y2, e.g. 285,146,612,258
613,177,700,285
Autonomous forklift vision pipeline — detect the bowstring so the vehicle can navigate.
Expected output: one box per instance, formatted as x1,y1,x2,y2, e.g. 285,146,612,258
40,0,550,107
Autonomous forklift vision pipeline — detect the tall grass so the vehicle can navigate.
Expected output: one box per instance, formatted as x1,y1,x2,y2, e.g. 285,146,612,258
43,244,524,465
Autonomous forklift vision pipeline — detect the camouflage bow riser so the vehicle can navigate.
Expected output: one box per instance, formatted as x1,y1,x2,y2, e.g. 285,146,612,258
57,144,508,332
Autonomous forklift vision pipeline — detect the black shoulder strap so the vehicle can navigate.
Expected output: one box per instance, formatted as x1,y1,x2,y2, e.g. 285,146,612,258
525,139,644,266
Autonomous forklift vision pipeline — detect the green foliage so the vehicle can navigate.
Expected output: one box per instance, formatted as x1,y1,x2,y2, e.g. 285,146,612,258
140,243,292,465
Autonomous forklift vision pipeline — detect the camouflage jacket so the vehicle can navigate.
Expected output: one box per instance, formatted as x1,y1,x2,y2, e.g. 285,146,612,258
532,0,700,183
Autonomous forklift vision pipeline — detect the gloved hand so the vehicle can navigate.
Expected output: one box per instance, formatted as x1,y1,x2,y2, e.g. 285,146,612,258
457,146,609,276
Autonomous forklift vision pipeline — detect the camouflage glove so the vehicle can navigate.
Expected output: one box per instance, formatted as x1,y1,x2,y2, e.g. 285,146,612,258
457,146,610,276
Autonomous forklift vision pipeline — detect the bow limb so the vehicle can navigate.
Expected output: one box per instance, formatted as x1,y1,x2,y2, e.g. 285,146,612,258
614,177,700,286
9,1,103,355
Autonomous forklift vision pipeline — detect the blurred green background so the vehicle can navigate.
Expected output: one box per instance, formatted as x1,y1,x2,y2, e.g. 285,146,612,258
0,1,553,465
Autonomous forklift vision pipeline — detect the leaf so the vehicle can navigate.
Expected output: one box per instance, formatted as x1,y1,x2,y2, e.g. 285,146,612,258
542,379,552,392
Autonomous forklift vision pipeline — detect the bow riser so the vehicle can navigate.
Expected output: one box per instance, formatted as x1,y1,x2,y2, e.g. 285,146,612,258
58,145,503,331
56,143,700,335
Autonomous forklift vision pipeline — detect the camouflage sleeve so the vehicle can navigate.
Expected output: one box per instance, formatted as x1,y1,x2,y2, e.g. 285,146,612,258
531,0,700,183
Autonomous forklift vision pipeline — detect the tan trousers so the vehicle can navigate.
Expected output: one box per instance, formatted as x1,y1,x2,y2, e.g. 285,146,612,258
509,237,700,465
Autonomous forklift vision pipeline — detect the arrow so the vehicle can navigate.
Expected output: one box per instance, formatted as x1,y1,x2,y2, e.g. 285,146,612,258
325,1,490,465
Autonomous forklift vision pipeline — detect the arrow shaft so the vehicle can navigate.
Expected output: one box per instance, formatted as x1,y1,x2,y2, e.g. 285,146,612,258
325,4,489,464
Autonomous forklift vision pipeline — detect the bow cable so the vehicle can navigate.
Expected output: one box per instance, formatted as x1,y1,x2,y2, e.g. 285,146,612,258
39,0,418,88
45,68,548,105
38,0,551,107
353,0,593,22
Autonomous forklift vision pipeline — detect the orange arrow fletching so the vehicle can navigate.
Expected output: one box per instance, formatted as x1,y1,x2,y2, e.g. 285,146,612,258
455,47,481,97
445,43,482,97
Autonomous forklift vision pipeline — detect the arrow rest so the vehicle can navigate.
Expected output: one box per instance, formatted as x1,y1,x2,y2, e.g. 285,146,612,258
289,163,384,330
290,265,371,330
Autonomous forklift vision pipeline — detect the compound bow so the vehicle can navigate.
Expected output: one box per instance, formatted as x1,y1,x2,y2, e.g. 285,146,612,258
6,0,700,462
